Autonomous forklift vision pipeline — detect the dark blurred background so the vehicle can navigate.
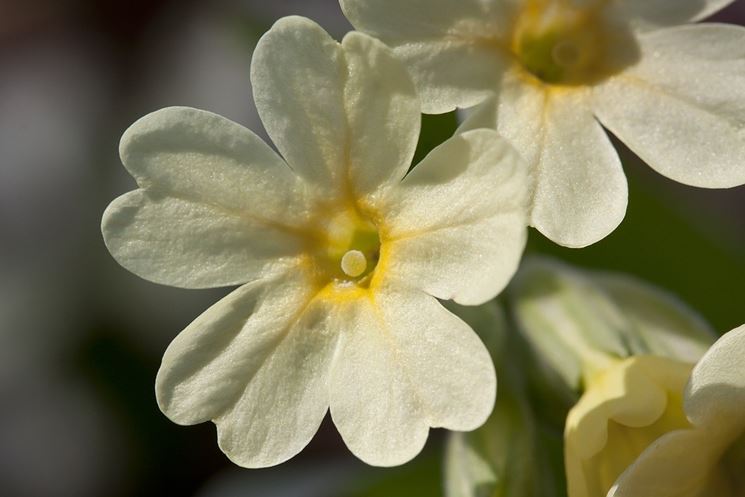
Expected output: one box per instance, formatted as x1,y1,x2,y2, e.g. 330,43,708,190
1,1,744,496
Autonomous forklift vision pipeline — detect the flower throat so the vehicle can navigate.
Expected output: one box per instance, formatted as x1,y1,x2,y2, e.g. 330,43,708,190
510,0,637,86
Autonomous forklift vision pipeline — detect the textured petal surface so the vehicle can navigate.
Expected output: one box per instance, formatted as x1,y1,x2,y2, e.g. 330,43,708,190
530,91,627,248
615,0,735,31
464,85,627,248
102,191,305,288
341,32,421,196
686,324,745,426
340,0,511,113
156,269,339,468
392,40,507,114
340,0,503,40
609,429,732,497
251,16,420,197
378,129,529,305
102,107,310,288
250,17,344,191
594,24,745,189
329,287,496,466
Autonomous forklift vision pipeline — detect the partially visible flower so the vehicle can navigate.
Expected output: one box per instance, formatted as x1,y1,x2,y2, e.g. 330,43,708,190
101,17,530,467
564,355,694,497
509,257,730,495
340,0,745,247
510,257,714,392
565,325,745,497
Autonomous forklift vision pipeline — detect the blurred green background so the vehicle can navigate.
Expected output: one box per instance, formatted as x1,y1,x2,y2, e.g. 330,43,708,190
1,1,744,496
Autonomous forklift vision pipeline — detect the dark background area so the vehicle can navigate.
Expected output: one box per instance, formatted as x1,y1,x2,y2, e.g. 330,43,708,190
1,1,744,496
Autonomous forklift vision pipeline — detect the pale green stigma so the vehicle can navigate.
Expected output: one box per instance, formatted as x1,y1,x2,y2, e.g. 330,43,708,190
341,250,367,278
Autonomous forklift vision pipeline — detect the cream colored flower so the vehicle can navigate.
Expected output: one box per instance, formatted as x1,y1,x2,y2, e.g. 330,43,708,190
340,0,745,247
101,17,530,467
564,325,745,497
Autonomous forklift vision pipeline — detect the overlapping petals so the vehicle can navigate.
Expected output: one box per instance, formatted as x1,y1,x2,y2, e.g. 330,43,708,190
379,129,528,304
102,107,314,288
610,325,745,497
564,356,693,497
328,288,496,466
342,0,745,248
464,89,627,247
251,17,421,198
102,16,530,467
593,24,745,188
340,0,509,113
155,270,332,468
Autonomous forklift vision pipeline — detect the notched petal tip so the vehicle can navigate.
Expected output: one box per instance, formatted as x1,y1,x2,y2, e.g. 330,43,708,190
118,106,201,170
384,126,530,306
340,422,431,468
214,418,320,469
251,15,335,79
685,324,745,424
328,291,497,467
100,190,149,276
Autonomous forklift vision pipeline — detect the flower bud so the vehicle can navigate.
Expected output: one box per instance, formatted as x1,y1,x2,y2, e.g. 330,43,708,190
609,325,745,497
564,355,693,497
510,257,714,391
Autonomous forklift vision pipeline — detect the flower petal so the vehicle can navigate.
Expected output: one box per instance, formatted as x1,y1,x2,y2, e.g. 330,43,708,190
340,0,509,113
103,106,314,288
155,269,338,468
340,32,421,196
611,326,745,497
117,106,312,223
250,17,344,191
378,129,529,305
531,92,628,248
609,429,731,497
328,287,495,466
340,0,503,40
593,24,745,189
102,190,305,288
566,357,692,459
686,324,745,426
251,16,420,197
615,0,735,32
565,356,693,497
464,86,628,248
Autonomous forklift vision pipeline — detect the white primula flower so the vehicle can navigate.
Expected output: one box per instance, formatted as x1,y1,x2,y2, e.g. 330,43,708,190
340,0,745,247
564,325,745,497
101,16,530,467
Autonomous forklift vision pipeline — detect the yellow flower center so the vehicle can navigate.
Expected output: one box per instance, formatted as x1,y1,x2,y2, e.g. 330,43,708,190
510,0,638,86
319,208,381,285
